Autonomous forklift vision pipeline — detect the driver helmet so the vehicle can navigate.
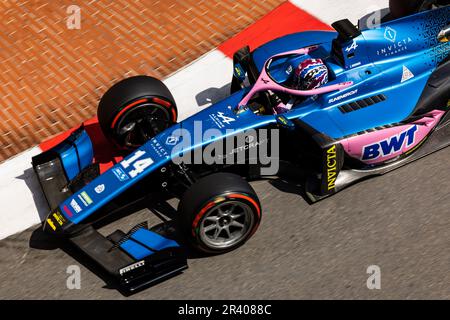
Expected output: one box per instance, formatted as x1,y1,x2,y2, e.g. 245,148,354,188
293,58,329,90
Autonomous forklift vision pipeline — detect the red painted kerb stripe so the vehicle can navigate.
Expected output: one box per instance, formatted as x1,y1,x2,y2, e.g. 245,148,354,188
218,1,332,58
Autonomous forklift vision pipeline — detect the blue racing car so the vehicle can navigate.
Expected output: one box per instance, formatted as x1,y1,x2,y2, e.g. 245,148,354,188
32,0,449,292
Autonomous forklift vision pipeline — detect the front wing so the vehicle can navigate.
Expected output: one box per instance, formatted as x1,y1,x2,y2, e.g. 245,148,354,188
32,127,187,292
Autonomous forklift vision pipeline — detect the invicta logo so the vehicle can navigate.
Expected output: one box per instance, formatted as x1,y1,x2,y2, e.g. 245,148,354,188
326,145,337,191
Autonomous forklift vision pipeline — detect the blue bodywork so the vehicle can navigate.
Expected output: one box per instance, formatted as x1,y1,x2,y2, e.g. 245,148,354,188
120,228,181,260
252,7,449,138
52,128,94,180
43,6,449,228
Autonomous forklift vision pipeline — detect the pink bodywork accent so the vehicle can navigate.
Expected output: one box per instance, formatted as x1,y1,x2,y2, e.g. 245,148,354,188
342,110,445,165
238,46,353,107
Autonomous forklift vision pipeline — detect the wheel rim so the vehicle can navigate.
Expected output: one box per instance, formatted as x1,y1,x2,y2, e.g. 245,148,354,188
114,103,172,148
199,200,255,249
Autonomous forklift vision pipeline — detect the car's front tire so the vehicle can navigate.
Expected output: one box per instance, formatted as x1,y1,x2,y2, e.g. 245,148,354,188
178,173,262,254
97,75,178,149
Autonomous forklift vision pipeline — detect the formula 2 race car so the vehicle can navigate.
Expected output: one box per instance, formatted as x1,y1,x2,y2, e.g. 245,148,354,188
32,1,449,292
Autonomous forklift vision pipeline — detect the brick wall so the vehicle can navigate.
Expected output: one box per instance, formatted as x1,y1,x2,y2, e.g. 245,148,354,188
0,0,285,161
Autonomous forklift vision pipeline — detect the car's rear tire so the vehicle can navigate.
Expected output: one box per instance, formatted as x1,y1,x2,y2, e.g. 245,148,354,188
178,173,262,254
97,75,177,149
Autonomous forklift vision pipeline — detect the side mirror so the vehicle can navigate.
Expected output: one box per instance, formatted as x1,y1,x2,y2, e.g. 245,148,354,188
438,25,450,43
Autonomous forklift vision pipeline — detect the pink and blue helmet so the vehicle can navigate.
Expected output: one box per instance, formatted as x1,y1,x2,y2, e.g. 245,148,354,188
293,58,329,90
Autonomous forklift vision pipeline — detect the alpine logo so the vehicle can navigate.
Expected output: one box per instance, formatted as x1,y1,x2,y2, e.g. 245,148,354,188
362,125,418,161
217,112,235,125
345,41,358,53
210,112,236,128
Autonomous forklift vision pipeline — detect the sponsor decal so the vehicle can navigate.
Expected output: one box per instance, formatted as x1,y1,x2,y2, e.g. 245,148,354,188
119,260,145,276
112,167,129,182
94,184,105,194
234,66,242,77
63,205,73,217
233,63,246,80
77,195,87,207
166,135,179,146
326,145,337,191
345,41,358,53
53,212,66,226
384,26,397,42
217,137,268,161
277,115,289,126
362,125,418,161
217,112,235,125
151,139,169,159
78,191,93,207
377,27,412,57
401,65,414,83
329,89,358,104
285,64,293,75
209,112,236,128
70,199,82,213
46,218,56,231
121,150,154,178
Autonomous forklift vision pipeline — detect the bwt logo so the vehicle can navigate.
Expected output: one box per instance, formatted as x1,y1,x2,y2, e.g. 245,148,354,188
362,125,418,161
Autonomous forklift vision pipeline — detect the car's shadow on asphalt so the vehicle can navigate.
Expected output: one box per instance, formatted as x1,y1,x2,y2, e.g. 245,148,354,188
29,226,121,291
267,161,313,205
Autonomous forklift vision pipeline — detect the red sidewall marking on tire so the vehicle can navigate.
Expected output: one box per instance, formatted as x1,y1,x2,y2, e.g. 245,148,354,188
110,98,148,129
227,193,261,217
152,97,171,107
170,107,177,122
192,200,218,237
151,98,177,122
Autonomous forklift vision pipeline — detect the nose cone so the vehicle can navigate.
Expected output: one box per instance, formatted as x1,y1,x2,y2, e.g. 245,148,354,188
42,209,74,236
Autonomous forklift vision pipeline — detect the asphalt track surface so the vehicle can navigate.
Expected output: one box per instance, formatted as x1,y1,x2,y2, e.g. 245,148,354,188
1,0,449,300
1,146,449,299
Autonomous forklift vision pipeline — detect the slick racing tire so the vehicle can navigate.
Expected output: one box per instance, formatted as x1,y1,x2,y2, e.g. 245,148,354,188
178,173,262,254
98,75,178,149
